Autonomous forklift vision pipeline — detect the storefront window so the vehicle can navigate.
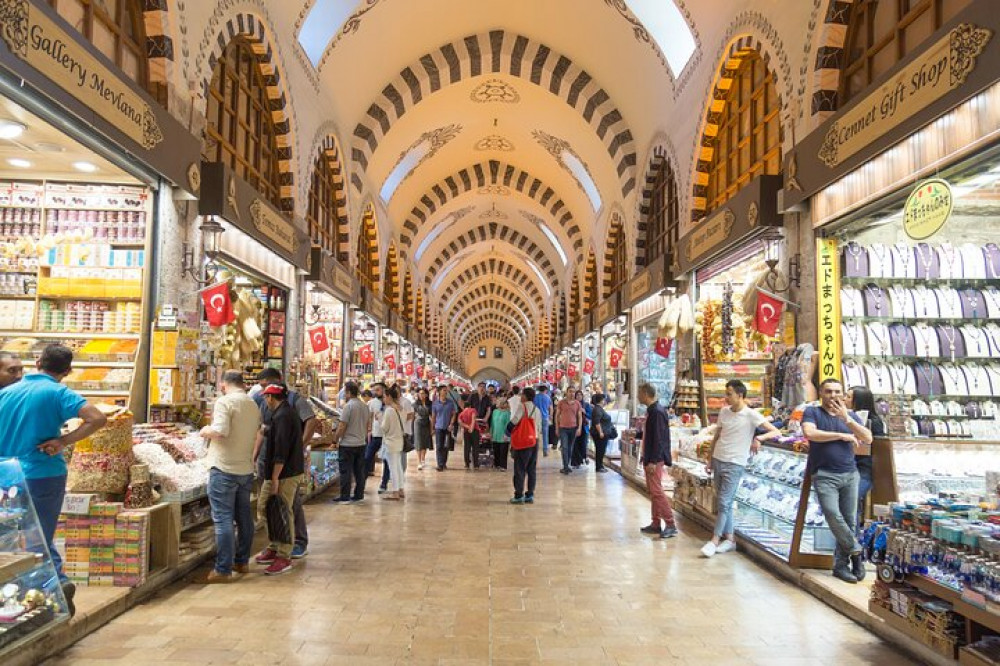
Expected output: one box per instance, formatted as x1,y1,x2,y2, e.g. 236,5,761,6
306,147,348,262
635,322,676,417
839,0,973,108
203,37,285,213
704,53,780,214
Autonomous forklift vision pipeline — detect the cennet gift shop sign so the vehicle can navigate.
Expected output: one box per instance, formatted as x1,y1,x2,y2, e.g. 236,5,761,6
0,1,163,149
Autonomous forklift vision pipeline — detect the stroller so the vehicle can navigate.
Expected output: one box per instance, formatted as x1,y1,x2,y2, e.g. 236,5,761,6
475,419,494,468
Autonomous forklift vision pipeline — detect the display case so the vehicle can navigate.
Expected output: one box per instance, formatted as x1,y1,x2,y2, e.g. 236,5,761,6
0,459,70,656
634,324,676,418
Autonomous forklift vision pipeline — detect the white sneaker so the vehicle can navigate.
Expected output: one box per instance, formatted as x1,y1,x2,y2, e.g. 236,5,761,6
700,541,717,558
418,463,424,470
717,540,737,554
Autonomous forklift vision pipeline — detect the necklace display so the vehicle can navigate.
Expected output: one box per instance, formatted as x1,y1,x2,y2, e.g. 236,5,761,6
841,322,865,355
985,243,1000,279
869,244,891,277
916,243,936,278
889,324,911,355
892,244,913,278
938,244,961,279
939,324,958,362
914,362,941,398
940,363,968,395
865,323,891,356
960,288,983,319
889,287,915,318
961,363,988,395
936,288,961,318
984,324,1000,357
911,285,939,318
842,360,866,387
960,325,988,357
984,288,1000,318
841,287,864,317
889,361,915,393
865,361,893,394
865,284,886,316
913,324,939,357
846,242,865,274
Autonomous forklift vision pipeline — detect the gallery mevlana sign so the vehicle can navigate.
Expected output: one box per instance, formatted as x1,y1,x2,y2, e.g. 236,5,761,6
818,23,991,168
0,0,163,149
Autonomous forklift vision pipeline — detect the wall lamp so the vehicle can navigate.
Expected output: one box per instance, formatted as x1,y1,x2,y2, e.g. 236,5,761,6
182,216,225,285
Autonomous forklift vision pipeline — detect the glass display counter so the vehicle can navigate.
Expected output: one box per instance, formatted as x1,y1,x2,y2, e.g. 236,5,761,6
0,459,70,656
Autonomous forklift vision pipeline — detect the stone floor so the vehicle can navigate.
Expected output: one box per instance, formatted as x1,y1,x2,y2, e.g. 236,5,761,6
43,454,915,665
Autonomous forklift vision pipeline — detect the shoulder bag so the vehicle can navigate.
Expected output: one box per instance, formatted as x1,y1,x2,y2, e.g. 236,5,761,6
395,408,414,453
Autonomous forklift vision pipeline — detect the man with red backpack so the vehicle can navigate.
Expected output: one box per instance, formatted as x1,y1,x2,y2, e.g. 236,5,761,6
508,387,542,504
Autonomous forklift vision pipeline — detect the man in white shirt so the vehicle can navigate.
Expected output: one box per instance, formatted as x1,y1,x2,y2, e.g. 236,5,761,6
365,382,385,477
701,379,781,558
200,371,262,582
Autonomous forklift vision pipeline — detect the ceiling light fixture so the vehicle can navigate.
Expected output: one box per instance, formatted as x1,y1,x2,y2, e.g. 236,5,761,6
73,161,98,173
7,158,31,168
0,120,26,140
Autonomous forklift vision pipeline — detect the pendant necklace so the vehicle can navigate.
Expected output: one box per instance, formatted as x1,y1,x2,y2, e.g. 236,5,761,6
984,325,1000,356
941,364,965,393
916,243,935,277
940,324,958,362
984,288,1000,315
914,324,936,357
890,326,910,355
846,242,864,273
964,363,984,392
915,362,938,398
913,285,934,317
894,243,912,277
939,243,959,278
963,325,986,355
889,287,911,317
962,290,981,319
867,323,890,356
867,361,891,392
889,362,911,391
869,244,890,275
842,322,862,354
866,284,885,316
986,243,1000,279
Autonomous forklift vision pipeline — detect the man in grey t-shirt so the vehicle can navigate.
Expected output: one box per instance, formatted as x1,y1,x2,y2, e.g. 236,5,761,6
332,382,371,503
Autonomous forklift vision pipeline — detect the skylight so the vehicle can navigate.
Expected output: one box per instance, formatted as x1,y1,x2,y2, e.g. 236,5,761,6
562,150,602,211
536,219,568,266
298,0,356,67
625,0,697,76
380,140,431,202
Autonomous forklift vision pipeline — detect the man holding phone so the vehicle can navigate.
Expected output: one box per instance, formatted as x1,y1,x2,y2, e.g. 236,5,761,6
801,378,873,584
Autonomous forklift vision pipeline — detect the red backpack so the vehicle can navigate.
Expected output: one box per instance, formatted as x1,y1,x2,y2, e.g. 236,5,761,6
511,404,537,450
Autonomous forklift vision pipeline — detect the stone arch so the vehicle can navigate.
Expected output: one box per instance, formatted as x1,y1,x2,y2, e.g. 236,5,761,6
350,30,637,199
584,248,598,311
458,316,524,352
439,260,545,312
809,0,859,120
198,11,297,213
635,134,682,268
304,128,350,262
401,160,583,263
447,281,539,325
463,329,522,356
602,211,626,298
689,34,785,221
449,292,535,334
425,223,561,286
384,244,400,305
357,203,380,292
454,302,529,340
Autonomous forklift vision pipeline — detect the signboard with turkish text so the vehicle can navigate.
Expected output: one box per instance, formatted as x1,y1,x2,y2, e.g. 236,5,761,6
308,246,360,304
624,255,667,309
816,238,842,384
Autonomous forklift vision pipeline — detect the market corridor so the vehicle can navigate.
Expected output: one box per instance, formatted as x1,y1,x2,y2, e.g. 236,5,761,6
44,459,912,666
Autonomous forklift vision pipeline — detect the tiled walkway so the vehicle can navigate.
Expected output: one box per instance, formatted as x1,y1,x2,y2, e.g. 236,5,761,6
44,456,914,665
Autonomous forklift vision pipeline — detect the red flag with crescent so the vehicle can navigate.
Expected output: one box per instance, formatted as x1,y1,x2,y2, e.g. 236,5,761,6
384,353,396,370
583,358,595,375
359,344,375,364
200,281,235,328
308,325,330,353
403,361,414,376
609,348,624,369
654,337,673,358
755,290,784,337
567,364,578,378
554,369,564,381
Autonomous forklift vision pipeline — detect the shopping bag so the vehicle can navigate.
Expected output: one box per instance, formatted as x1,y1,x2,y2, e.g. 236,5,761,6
265,492,292,544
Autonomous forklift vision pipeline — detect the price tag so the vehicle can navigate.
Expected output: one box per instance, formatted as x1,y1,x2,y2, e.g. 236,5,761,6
61,493,94,515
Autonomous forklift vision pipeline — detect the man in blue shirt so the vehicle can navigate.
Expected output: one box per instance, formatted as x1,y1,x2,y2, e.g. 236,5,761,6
533,385,553,456
801,378,873,584
0,345,107,614
432,385,458,471
0,351,24,389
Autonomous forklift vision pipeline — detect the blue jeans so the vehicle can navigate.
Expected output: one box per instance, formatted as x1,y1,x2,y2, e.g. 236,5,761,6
812,470,861,556
25,475,67,582
540,419,550,453
208,468,255,575
856,464,873,533
365,436,383,476
711,460,745,540
559,428,576,470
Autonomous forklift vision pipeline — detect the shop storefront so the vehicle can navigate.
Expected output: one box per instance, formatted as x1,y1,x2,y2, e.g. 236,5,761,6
300,246,359,401
779,6,1000,660
349,289,385,385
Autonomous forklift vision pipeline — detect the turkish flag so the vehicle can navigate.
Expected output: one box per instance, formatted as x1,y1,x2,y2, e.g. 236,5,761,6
567,364,577,377
415,365,424,378
609,348,624,368
359,344,374,364
544,372,554,382
583,358,595,375
754,289,785,337
201,281,235,328
403,361,414,376
384,353,396,370
654,337,673,358
554,369,564,381
308,325,330,353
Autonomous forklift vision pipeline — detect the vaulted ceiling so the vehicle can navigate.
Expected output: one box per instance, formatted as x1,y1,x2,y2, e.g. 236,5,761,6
293,0,698,372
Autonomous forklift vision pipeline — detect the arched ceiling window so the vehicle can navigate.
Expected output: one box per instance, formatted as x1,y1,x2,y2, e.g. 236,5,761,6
644,157,678,266
604,217,628,297
306,144,348,262
839,0,972,107
620,0,697,76
704,52,780,214
357,208,379,292
48,0,163,104
203,37,286,213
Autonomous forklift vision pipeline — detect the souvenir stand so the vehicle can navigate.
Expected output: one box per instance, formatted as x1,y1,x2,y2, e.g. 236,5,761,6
350,289,383,387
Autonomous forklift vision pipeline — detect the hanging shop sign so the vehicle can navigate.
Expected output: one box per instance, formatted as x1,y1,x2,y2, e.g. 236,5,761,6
783,6,998,209
308,325,330,354
624,255,667,309
308,247,361,304
362,289,388,325
674,175,782,275
816,238,842,384
594,292,621,329
0,1,201,195
199,162,310,269
903,179,953,240
574,314,591,340
386,311,400,335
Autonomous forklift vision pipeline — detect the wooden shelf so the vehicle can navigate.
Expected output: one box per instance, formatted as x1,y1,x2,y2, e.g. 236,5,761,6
76,389,130,396
960,646,1000,666
0,294,36,300
36,294,142,301
869,600,958,660
0,331,139,339
908,575,1000,634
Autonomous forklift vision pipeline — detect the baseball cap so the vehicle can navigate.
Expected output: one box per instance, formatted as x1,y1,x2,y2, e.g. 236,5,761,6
262,384,287,397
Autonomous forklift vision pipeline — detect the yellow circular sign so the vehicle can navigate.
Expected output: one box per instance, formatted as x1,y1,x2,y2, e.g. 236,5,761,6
903,179,953,240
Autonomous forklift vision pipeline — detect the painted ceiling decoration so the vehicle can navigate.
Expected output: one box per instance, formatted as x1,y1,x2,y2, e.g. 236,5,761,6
479,203,507,220
454,302,530,339
532,129,603,211
470,78,521,104
399,160,583,263
380,123,463,202
474,135,516,151
477,184,511,195
349,30,637,199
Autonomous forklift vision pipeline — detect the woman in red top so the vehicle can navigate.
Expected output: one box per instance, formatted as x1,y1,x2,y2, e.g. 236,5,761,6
458,400,481,469
555,392,582,474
